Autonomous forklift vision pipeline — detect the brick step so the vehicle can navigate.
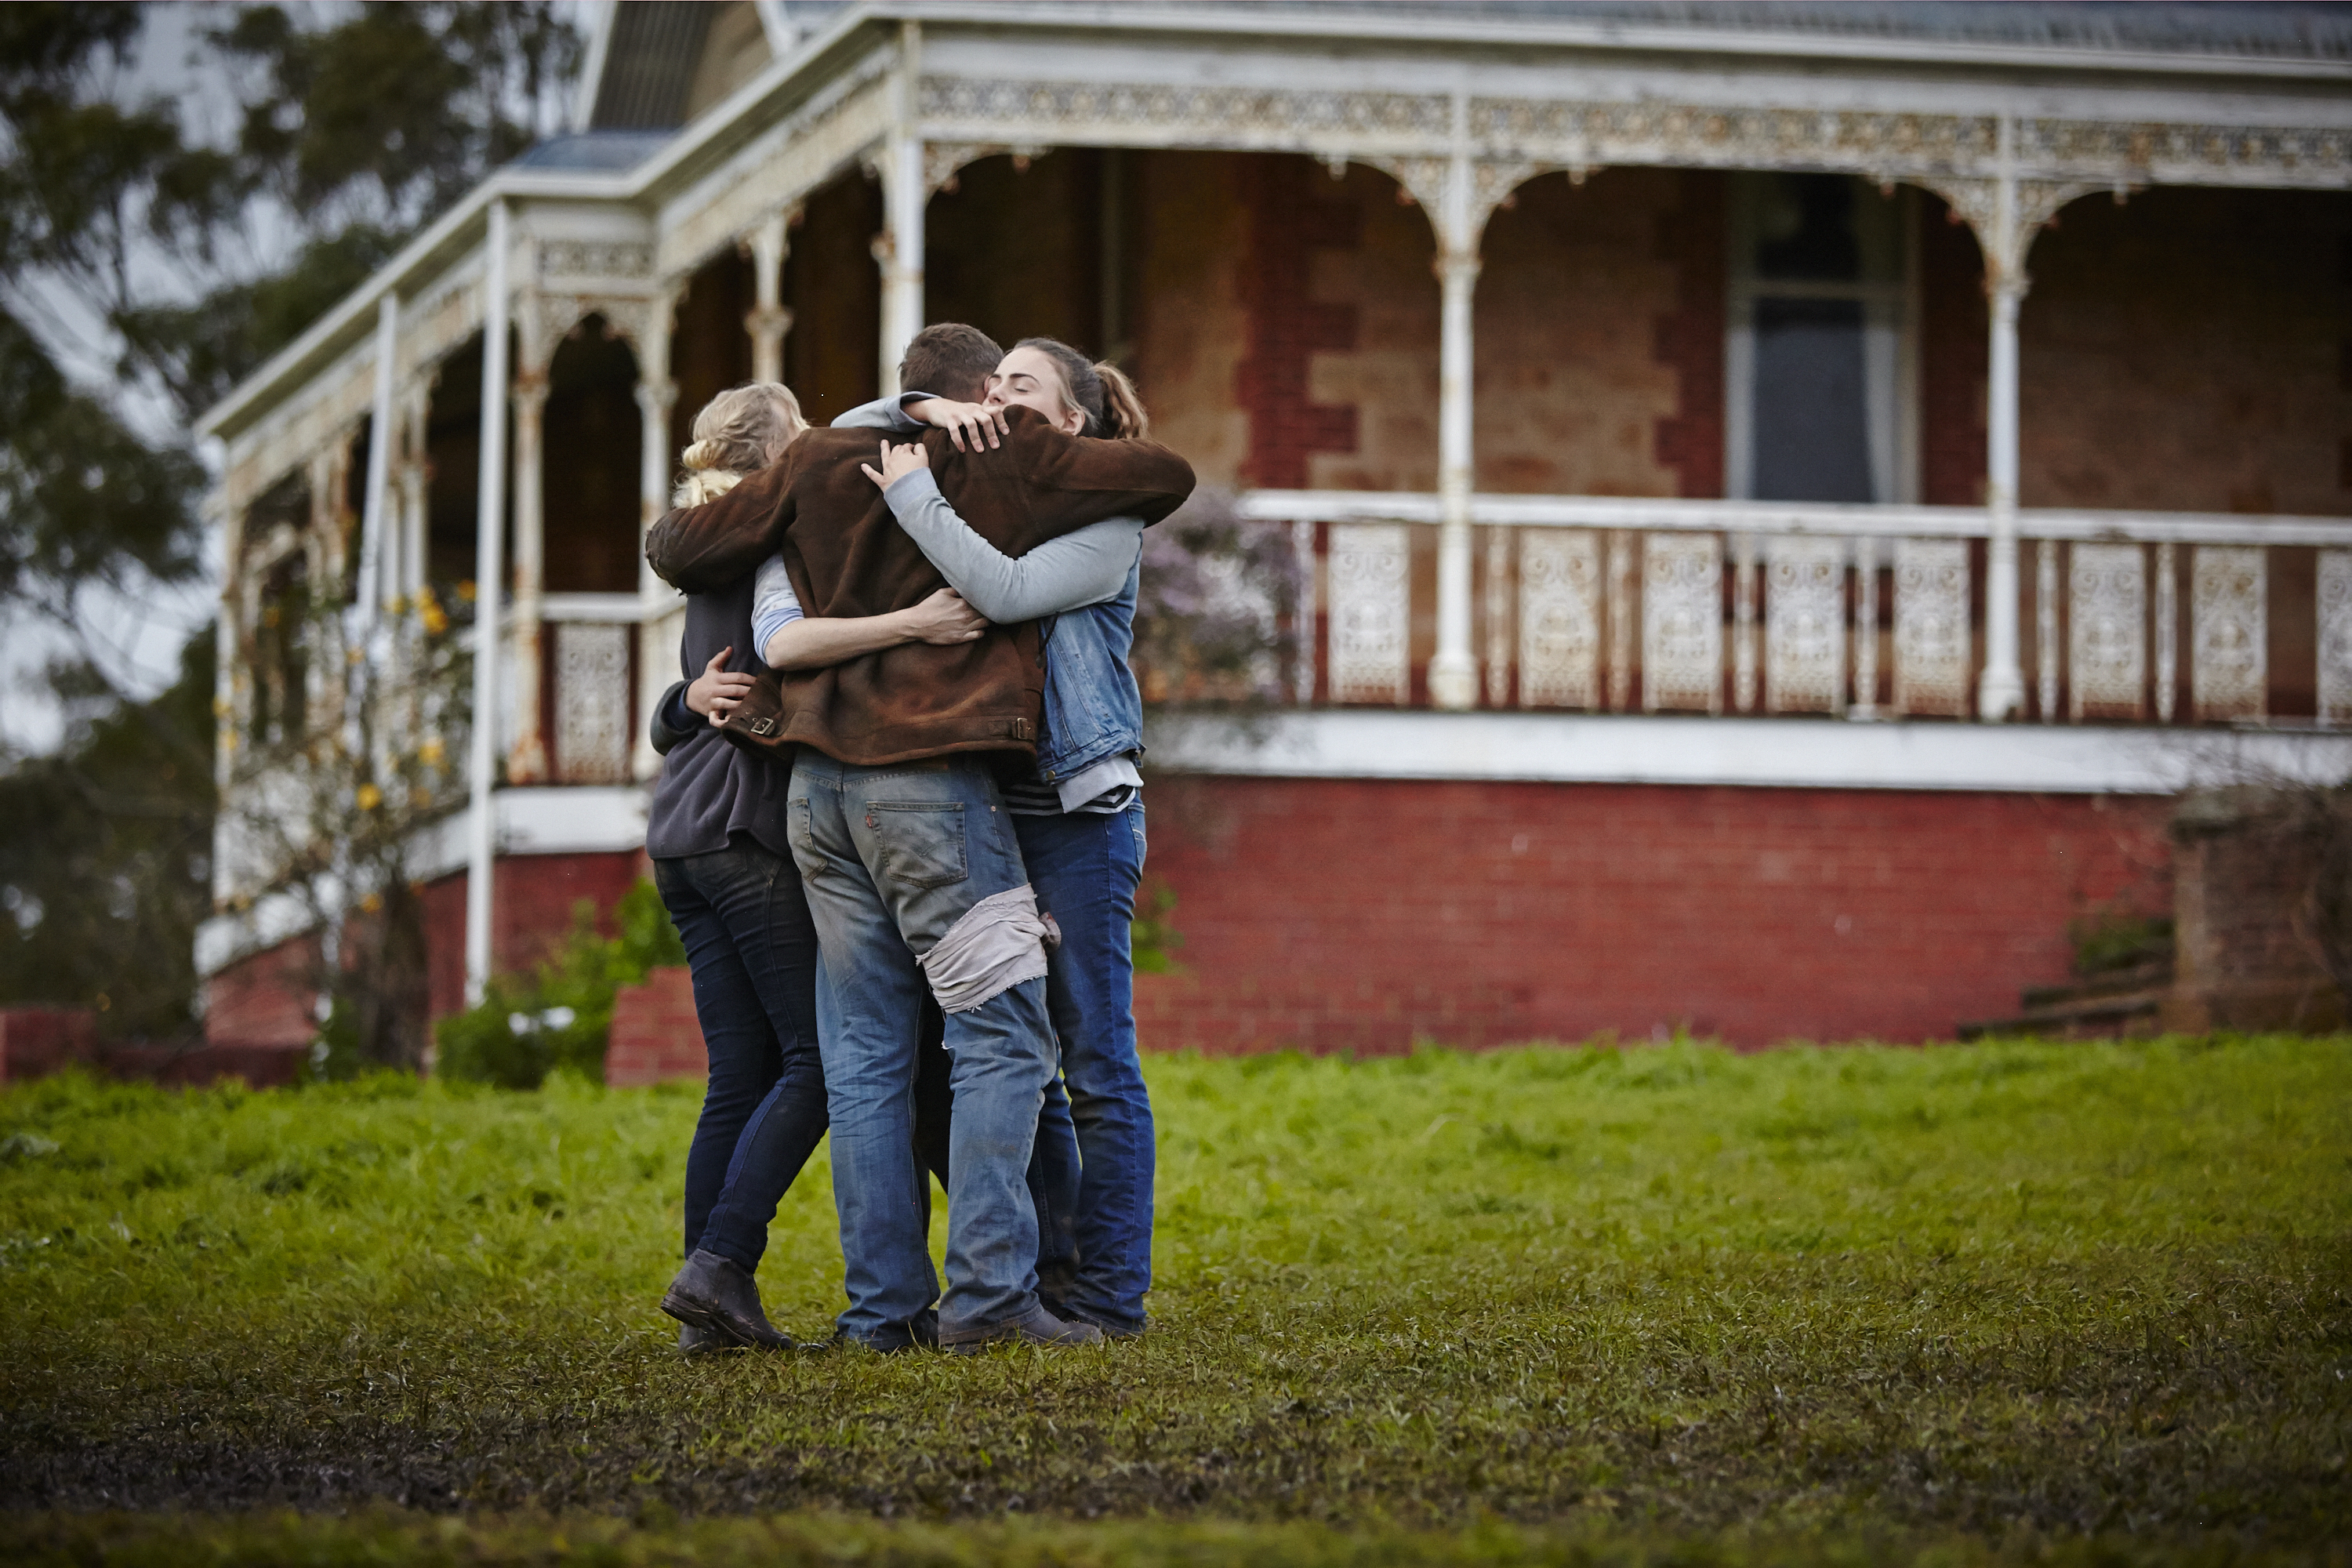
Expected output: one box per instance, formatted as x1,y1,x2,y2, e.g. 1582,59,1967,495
1958,988,2167,1041
2019,958,2176,1011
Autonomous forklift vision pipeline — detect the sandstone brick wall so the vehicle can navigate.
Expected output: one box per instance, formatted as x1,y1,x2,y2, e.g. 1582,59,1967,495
607,964,708,1086
2020,187,2352,517
1650,170,1728,499
1918,192,1990,507
1304,165,1435,493
1475,169,1684,498
1130,152,1251,487
1134,776,2172,1053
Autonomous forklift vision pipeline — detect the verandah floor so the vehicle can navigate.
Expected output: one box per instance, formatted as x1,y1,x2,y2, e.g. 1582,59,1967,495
2,1035,2347,1564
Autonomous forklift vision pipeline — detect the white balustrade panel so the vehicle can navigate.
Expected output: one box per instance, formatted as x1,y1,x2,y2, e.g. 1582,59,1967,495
1763,536,1845,715
1892,539,1972,717
1516,528,1602,710
1327,521,1411,705
2190,545,2265,722
2321,550,2352,727
2069,542,2147,720
554,621,632,784
1642,532,1722,715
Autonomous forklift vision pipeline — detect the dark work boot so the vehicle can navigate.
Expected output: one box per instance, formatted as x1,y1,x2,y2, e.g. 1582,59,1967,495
661,1249,794,1350
678,1321,731,1357
940,1305,1105,1356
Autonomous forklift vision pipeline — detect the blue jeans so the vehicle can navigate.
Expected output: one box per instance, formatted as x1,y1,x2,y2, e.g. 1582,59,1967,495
1018,804,1153,1331
653,841,826,1273
788,752,1060,1343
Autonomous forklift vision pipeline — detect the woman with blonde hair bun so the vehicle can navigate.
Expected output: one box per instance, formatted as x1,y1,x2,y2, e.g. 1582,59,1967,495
641,379,981,1352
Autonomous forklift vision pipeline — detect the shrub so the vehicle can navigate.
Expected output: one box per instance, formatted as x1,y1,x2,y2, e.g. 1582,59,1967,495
433,880,685,1088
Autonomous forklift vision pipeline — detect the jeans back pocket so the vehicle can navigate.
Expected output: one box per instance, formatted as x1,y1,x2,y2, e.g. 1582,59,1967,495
865,801,969,890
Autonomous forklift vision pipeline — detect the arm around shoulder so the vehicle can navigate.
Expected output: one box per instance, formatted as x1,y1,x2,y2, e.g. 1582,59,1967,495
644,460,797,593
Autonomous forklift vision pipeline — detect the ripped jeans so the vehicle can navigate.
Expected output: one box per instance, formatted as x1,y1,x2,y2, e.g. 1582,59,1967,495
787,751,1059,1343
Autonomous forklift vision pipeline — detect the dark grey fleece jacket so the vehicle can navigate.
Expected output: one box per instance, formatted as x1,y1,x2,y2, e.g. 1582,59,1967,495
643,572,789,860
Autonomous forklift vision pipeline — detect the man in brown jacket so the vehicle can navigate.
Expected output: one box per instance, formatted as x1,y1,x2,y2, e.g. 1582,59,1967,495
644,324,1193,1353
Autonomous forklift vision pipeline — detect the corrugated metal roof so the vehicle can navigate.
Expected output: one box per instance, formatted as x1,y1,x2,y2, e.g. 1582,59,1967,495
510,129,674,172
590,2,717,131
1234,2,2352,61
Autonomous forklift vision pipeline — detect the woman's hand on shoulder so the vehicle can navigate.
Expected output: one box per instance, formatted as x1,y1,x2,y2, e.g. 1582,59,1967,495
902,397,1007,452
896,587,987,646
860,440,932,492
687,645,754,725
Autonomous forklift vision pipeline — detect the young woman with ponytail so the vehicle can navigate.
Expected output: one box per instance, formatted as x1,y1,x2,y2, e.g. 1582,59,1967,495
818,336,1166,1338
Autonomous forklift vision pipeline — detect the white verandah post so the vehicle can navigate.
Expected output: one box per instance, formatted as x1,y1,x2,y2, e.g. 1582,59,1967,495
464,198,513,1007
876,20,925,394
1976,118,2028,723
1428,95,1480,712
633,286,681,784
746,210,793,385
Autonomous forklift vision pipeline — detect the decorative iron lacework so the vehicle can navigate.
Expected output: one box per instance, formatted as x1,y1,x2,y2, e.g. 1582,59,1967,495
1517,528,1602,710
2190,546,2266,722
920,78,1452,140
1327,522,1411,705
2070,542,2147,720
1764,536,1846,715
537,240,654,281
1891,539,1971,717
554,622,632,786
1642,533,1722,715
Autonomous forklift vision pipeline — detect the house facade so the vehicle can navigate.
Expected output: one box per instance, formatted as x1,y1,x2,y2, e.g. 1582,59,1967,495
195,2,2352,1056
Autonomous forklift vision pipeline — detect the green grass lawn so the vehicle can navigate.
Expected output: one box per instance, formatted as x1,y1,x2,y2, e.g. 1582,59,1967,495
3,1036,2349,1566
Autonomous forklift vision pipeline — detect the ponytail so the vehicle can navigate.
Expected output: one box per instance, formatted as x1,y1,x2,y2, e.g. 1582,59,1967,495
1013,336,1151,441
1092,361,1150,441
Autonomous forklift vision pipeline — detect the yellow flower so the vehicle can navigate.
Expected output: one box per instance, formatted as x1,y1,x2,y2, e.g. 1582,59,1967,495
356,782,383,811
422,604,448,635
417,739,445,767
358,891,383,913
455,579,477,602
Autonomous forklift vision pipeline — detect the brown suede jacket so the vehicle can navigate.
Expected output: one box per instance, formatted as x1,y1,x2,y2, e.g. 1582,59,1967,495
644,405,1195,766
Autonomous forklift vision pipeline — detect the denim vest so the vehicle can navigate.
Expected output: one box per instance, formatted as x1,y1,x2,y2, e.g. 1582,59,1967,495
1034,555,1143,786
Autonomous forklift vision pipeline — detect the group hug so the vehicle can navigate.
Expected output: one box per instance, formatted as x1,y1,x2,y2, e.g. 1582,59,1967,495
640,324,1196,1353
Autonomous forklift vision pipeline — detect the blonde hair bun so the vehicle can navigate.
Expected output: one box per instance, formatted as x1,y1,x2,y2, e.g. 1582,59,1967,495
672,382,808,506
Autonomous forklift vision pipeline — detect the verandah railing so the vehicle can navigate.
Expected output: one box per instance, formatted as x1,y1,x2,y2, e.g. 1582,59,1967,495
1238,493,2352,727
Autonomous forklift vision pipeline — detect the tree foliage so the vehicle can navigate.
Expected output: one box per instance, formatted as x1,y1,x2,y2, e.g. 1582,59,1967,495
0,3,581,1036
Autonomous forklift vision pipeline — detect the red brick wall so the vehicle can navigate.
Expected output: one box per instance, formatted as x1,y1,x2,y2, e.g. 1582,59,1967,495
205,851,647,1060
607,965,708,1086
1134,775,2172,1052
419,851,645,1022
204,935,320,1051
0,1007,96,1082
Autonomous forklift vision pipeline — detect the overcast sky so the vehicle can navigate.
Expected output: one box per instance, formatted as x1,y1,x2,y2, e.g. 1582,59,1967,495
2,2,588,758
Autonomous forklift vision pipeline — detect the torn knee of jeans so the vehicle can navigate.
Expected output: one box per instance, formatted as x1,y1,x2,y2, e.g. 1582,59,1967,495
918,884,1052,1015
